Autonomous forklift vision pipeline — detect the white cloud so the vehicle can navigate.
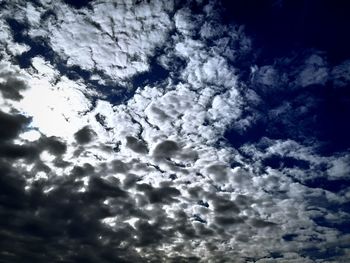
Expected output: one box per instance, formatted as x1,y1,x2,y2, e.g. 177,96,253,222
15,71,91,139
174,7,202,36
24,0,175,83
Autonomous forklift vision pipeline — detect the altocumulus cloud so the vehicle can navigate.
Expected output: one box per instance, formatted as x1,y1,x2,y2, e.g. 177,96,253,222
0,0,350,262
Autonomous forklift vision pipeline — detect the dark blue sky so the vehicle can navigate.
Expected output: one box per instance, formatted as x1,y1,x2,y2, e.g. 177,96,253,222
221,0,350,156
221,0,350,64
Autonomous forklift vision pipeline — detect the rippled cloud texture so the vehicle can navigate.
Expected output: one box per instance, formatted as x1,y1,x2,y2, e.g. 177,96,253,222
1,0,350,262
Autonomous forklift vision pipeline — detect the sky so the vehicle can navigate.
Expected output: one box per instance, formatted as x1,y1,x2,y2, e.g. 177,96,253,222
0,0,350,262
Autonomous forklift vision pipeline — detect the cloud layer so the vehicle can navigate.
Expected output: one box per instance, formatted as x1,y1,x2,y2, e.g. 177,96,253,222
0,0,350,262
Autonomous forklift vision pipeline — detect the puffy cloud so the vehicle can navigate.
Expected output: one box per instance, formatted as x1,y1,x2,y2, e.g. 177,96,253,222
297,54,329,87
125,135,148,154
251,65,280,87
153,140,180,159
74,126,96,145
0,110,31,141
174,7,202,36
0,0,349,262
331,60,350,87
0,62,29,101
24,0,175,83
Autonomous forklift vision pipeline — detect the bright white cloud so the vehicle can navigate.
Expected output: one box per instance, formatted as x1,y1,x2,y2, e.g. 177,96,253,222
25,0,175,83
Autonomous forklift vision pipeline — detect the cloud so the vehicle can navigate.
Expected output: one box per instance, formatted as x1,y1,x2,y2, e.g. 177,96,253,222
125,135,148,154
297,54,329,87
331,59,350,87
152,140,180,159
136,183,181,204
0,110,31,141
22,0,175,83
74,126,96,145
0,0,349,262
0,62,29,101
174,7,202,37
0,164,143,262
41,136,67,155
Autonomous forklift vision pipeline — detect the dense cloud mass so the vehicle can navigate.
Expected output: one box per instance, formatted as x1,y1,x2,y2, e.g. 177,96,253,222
0,0,350,262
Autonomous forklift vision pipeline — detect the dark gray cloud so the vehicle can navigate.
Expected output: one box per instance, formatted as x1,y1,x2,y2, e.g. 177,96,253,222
0,142,40,160
0,110,30,141
136,183,180,204
125,136,148,154
0,167,140,262
74,126,96,144
40,136,67,155
0,67,28,101
153,140,180,158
